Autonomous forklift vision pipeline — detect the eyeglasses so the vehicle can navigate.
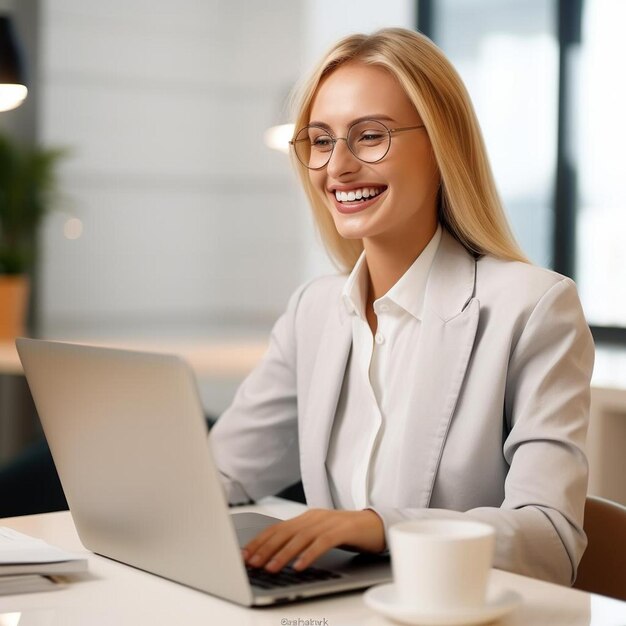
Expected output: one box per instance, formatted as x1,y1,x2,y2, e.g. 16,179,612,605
289,118,425,170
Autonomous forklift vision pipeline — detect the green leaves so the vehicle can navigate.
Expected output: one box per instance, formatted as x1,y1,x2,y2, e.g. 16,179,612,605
0,133,66,275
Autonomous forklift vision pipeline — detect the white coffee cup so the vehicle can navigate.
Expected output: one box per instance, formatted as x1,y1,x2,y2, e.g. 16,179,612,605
389,519,495,613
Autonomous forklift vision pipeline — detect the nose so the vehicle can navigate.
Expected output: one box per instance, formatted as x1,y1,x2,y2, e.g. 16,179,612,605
326,137,361,178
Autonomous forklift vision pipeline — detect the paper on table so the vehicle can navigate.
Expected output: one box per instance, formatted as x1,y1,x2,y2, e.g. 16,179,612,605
0,527,83,565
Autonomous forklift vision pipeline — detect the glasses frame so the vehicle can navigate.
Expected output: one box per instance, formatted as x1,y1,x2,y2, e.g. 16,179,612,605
289,119,426,170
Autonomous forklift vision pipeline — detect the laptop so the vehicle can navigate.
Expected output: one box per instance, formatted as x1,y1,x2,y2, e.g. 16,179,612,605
16,338,391,606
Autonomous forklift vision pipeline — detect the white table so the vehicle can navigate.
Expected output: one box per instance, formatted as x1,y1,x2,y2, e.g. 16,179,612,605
0,498,625,626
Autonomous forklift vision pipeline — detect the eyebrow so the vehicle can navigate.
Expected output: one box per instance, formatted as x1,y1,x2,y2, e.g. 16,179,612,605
307,114,396,130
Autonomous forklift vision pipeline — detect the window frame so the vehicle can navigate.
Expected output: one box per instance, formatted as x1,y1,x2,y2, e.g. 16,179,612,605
417,0,626,346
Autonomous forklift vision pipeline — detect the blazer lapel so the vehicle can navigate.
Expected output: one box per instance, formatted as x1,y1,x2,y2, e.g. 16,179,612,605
394,230,480,508
299,302,352,508
299,230,480,510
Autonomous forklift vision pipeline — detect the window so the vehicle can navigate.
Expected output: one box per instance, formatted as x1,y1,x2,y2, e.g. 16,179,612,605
575,0,626,329
420,0,626,343
431,0,558,268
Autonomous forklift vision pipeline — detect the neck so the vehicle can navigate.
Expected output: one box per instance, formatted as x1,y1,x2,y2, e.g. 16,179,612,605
364,221,439,303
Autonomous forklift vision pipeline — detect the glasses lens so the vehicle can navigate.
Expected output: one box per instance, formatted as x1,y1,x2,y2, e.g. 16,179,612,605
293,125,334,169
347,120,390,163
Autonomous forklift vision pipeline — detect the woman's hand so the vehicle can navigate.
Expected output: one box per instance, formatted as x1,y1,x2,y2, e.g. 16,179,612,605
242,508,386,573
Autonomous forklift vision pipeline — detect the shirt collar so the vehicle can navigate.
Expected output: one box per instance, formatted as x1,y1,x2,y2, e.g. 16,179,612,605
386,223,442,321
341,224,443,322
342,250,369,320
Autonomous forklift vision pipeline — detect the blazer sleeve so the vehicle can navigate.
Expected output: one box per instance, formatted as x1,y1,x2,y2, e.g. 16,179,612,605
371,277,595,586
209,283,306,505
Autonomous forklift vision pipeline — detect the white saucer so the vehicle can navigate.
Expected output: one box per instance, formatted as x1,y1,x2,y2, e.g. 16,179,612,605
363,583,521,626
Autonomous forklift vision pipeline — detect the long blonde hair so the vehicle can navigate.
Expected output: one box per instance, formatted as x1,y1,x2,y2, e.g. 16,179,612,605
290,27,528,271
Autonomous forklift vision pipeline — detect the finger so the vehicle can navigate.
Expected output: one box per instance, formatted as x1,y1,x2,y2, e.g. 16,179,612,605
246,534,291,568
243,518,299,557
244,512,325,565
259,512,346,571
243,513,310,554
263,512,348,572
243,525,279,557
263,528,319,573
246,522,317,569
292,530,344,571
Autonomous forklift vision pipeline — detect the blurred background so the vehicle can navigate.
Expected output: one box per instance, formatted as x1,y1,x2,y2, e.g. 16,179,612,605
1,0,624,338
1,0,625,502
3,0,625,337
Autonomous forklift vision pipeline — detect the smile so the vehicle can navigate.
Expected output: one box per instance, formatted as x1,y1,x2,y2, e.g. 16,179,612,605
334,186,386,203
330,185,388,215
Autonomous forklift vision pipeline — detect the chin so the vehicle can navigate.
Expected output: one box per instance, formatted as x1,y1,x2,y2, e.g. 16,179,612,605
331,212,382,241
332,221,370,241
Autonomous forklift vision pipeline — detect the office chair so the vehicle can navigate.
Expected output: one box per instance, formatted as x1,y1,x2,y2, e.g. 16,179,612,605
573,495,626,601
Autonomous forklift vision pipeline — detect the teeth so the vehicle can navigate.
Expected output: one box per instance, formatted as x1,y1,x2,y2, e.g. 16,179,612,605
334,187,382,202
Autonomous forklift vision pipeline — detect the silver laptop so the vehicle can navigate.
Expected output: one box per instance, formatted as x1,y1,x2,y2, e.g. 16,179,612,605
16,338,391,606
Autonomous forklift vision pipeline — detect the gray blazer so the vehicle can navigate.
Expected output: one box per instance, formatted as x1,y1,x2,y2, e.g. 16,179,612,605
211,228,595,586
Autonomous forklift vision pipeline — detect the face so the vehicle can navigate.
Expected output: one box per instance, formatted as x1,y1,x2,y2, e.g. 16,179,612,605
306,62,440,247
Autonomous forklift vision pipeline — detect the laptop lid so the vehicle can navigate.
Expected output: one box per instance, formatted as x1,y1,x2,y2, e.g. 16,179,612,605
16,338,254,606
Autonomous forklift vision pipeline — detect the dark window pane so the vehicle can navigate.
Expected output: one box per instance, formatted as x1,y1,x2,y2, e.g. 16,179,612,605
434,0,558,266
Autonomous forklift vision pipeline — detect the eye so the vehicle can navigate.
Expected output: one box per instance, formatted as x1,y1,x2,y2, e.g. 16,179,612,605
310,134,334,151
357,130,386,144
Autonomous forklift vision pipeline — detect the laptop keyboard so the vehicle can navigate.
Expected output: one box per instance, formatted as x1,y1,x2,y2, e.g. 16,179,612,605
246,565,343,590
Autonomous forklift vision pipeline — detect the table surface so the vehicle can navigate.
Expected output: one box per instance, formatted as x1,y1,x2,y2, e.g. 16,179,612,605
0,498,625,626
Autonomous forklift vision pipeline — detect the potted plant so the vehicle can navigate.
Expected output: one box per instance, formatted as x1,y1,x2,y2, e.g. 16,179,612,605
0,132,65,339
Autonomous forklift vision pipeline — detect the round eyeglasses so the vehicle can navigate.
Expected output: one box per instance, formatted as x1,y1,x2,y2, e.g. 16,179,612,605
289,119,425,170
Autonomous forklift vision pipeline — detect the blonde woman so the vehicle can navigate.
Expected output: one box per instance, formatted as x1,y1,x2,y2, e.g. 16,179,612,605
211,28,594,586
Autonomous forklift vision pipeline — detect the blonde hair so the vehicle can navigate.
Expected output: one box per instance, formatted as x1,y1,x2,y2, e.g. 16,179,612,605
290,27,528,271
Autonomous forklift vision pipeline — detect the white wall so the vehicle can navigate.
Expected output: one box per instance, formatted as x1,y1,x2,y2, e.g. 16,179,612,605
39,0,305,337
38,0,415,340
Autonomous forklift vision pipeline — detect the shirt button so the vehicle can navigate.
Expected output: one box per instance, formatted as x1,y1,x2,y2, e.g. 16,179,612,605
379,303,389,313
375,332,385,344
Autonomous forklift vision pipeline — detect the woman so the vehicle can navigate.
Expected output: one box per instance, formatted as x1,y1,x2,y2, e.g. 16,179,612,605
210,27,594,586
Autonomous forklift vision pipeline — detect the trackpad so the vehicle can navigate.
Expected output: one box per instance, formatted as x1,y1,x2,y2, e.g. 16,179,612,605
230,512,281,546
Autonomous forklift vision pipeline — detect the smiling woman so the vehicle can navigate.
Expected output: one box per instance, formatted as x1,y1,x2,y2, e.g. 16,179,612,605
289,29,528,274
210,27,595,587
306,64,439,280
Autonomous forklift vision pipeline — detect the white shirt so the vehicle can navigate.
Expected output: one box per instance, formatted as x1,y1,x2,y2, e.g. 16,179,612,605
325,224,443,510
